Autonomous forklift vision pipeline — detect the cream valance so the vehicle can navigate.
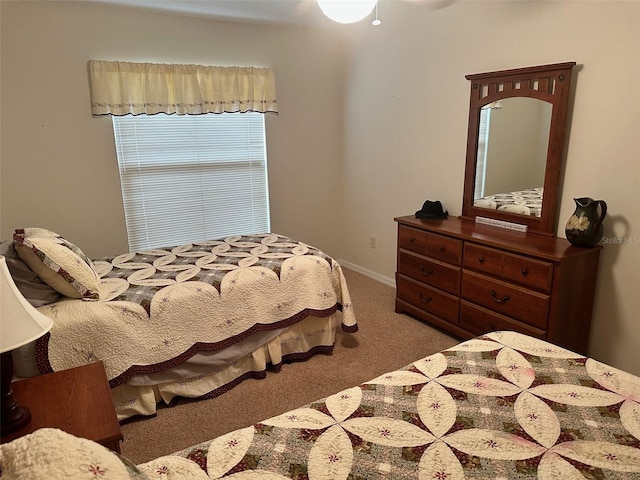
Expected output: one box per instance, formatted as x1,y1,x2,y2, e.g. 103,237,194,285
88,60,278,116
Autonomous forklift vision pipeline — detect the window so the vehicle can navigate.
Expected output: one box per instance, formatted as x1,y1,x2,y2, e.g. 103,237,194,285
474,107,491,200
112,113,270,251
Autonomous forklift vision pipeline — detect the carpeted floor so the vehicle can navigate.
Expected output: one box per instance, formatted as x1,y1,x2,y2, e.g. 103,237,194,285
119,267,459,464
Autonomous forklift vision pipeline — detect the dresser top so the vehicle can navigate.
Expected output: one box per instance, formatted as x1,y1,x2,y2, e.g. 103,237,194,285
395,215,601,262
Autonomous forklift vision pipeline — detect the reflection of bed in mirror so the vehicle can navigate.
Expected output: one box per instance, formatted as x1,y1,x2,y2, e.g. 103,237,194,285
473,186,543,216
472,95,550,219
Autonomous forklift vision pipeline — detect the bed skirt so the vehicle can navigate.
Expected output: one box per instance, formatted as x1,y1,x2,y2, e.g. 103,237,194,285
110,313,338,421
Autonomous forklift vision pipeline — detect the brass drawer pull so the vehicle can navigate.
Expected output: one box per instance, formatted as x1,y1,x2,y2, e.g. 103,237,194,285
420,266,434,277
490,290,510,304
478,256,485,264
419,292,433,304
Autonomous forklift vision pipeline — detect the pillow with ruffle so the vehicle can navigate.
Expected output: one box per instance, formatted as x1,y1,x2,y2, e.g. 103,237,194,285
13,228,100,300
0,428,148,480
0,240,62,307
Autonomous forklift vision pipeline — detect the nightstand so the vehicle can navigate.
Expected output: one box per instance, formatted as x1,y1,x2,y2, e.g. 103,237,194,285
0,361,123,452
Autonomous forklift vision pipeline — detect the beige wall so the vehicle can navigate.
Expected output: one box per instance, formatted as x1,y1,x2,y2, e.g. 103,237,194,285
0,0,346,258
2,1,640,376
340,0,640,375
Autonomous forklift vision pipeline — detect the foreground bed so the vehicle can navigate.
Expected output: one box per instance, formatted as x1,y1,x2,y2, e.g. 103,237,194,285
7,228,356,421
3,331,639,479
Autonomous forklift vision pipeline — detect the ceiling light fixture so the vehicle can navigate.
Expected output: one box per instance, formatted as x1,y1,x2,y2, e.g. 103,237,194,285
372,2,381,26
317,0,377,24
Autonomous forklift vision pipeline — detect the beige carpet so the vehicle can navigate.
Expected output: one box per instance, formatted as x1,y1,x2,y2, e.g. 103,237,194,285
119,267,459,464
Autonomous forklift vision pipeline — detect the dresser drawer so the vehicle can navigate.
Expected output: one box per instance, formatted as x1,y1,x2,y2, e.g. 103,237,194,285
398,225,462,265
397,250,461,295
460,301,546,339
463,244,553,292
502,253,553,292
461,270,549,329
397,274,459,324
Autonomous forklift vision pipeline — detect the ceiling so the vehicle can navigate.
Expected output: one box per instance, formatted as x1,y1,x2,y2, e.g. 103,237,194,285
86,0,457,27
86,0,336,26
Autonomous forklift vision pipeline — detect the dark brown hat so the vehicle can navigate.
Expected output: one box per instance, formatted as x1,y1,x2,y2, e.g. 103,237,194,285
415,200,448,220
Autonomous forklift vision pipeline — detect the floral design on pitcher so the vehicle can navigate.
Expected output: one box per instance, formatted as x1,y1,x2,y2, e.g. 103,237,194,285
565,213,590,231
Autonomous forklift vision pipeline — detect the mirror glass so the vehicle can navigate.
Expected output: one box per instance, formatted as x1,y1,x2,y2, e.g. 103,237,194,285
461,62,576,234
473,97,552,218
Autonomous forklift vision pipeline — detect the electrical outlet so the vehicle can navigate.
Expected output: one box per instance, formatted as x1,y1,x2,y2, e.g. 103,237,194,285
370,236,376,249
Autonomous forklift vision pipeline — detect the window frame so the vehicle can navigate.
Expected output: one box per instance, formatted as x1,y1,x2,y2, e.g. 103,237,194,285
112,112,271,251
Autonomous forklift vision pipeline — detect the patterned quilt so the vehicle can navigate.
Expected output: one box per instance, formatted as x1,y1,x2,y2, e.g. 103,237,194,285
138,331,640,479
34,234,356,387
474,187,543,217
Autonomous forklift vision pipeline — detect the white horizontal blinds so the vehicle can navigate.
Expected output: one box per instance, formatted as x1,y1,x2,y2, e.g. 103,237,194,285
113,113,270,251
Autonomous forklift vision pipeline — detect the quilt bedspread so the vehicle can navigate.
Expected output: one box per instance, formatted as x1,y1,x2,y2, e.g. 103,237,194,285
474,187,543,217
34,234,356,387
140,331,640,479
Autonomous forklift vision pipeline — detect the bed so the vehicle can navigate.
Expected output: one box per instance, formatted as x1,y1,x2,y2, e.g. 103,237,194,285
2,330,639,479
474,187,543,217
5,228,356,421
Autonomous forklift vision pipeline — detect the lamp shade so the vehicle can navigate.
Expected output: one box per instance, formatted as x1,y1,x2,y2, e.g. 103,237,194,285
0,256,53,353
317,0,377,24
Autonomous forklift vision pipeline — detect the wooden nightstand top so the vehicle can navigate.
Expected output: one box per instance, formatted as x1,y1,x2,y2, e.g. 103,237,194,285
0,361,122,452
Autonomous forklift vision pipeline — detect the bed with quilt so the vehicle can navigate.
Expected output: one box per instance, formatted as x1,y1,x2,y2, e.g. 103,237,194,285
2,330,639,479
474,187,543,217
3,227,356,421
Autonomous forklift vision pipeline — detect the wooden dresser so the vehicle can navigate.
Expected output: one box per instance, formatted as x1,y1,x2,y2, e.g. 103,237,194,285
394,215,601,354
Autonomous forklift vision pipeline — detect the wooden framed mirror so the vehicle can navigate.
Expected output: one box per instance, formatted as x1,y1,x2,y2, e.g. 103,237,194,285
461,62,576,235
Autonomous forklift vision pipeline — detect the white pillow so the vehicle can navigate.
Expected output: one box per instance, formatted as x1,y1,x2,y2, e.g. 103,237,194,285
13,228,100,300
0,240,61,306
0,428,148,479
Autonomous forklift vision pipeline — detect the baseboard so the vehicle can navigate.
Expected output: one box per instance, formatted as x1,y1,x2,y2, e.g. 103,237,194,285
336,259,395,288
